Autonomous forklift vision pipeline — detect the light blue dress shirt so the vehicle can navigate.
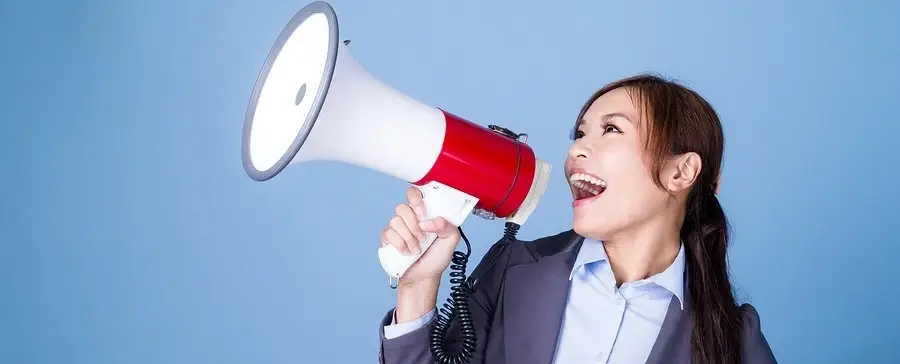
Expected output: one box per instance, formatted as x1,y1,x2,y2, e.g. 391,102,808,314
383,239,686,364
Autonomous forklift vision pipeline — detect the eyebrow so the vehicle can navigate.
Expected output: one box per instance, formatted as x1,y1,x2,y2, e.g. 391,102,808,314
576,112,633,129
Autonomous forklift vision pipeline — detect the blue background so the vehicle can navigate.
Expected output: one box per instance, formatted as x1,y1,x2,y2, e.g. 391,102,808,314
2,0,898,363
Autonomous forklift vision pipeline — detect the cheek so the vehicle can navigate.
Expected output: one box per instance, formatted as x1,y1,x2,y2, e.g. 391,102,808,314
602,146,647,182
603,148,662,202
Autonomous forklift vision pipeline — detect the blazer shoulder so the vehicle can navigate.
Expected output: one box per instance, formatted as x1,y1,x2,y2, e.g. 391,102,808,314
739,303,763,332
738,303,778,363
514,229,581,261
469,229,577,285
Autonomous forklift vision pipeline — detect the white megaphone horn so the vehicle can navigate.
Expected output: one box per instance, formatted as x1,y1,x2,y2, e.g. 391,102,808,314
241,1,552,284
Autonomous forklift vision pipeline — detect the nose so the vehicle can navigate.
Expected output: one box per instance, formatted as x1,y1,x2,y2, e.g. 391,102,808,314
567,140,590,161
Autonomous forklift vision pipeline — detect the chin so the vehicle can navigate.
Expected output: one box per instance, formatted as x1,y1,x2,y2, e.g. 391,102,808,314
571,211,613,241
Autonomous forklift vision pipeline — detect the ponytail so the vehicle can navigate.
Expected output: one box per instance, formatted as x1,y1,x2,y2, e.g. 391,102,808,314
681,183,744,364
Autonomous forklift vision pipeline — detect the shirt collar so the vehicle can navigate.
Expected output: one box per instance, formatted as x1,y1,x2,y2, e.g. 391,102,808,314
570,238,686,309
570,238,609,280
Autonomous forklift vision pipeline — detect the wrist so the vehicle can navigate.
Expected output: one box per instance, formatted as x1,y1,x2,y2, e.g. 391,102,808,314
395,278,439,323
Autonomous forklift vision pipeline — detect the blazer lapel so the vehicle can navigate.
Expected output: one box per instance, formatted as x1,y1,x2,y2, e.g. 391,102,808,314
645,275,693,364
499,231,694,364
502,232,583,364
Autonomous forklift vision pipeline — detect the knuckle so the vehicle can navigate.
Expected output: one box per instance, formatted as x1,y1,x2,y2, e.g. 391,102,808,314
389,217,413,238
398,207,416,222
408,219,422,233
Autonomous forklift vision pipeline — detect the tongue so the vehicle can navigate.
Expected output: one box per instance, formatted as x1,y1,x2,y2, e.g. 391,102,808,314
577,187,602,200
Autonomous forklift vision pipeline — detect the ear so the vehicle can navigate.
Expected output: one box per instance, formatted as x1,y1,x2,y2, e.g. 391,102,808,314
663,152,702,194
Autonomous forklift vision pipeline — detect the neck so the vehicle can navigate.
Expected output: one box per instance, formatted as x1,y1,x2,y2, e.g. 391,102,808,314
601,214,682,286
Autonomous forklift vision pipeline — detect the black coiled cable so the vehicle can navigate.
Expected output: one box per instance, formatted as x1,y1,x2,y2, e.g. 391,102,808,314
501,222,520,242
428,222,520,364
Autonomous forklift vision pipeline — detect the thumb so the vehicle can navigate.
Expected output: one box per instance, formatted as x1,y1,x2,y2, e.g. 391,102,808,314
419,217,457,238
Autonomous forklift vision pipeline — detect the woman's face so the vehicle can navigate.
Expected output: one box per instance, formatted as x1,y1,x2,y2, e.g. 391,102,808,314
564,87,672,240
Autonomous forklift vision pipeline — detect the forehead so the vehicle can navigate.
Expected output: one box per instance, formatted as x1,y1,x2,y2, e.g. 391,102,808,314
580,87,639,126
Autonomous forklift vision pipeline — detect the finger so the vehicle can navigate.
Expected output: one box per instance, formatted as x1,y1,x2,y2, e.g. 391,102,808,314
389,215,421,255
395,204,424,240
420,217,457,239
382,227,410,255
406,187,425,218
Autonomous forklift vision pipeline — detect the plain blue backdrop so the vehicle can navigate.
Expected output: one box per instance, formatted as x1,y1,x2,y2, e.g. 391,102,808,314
2,0,899,363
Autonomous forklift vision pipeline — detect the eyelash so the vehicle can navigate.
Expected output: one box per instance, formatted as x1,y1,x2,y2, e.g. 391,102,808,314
570,123,621,140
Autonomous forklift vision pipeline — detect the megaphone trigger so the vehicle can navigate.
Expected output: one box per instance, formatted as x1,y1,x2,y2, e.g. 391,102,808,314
377,181,479,282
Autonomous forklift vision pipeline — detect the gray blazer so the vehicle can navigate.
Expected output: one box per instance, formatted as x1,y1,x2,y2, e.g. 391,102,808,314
377,230,777,364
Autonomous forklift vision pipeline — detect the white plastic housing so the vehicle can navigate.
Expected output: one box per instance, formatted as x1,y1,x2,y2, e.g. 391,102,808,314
242,3,446,183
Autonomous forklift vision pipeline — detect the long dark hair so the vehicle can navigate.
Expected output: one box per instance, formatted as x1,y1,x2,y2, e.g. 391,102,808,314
574,74,743,364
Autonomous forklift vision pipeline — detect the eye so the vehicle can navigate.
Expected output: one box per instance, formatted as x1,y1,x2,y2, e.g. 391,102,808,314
569,128,585,140
602,123,622,134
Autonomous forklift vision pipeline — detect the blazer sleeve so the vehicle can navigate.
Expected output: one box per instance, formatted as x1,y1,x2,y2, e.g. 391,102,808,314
377,239,512,364
740,303,778,363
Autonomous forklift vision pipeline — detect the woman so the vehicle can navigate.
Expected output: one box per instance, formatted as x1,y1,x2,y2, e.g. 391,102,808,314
376,74,777,364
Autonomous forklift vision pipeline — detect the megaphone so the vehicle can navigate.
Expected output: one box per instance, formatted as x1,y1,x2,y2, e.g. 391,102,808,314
242,0,552,282
241,2,552,362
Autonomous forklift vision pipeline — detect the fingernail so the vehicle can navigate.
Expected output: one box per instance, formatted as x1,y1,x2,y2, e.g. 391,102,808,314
419,220,434,231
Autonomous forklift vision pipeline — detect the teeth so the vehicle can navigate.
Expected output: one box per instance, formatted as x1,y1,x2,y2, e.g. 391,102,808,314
569,172,607,197
568,172,607,188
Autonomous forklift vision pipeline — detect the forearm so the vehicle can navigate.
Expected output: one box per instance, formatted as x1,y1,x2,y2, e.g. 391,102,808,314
379,238,513,364
378,279,441,364
395,279,440,323
380,279,490,364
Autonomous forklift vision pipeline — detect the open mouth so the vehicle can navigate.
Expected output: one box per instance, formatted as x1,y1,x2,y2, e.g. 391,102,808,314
569,172,607,202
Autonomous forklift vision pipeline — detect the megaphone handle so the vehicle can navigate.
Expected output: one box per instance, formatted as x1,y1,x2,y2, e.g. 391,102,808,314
377,181,479,285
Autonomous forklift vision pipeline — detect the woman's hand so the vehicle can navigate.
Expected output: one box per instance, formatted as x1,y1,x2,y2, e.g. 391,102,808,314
381,186,461,322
